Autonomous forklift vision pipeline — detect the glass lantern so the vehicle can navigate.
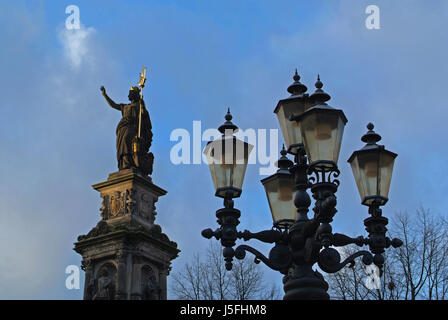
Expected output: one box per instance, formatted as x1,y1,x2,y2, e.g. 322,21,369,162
348,123,397,206
293,76,347,169
261,147,297,228
204,110,253,199
274,70,309,154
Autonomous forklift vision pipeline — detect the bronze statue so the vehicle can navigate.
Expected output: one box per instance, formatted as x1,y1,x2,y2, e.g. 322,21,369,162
100,67,154,175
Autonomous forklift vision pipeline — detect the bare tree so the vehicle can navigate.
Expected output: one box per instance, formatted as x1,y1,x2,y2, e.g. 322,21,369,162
392,208,448,300
326,208,448,300
170,254,205,300
230,257,264,300
171,242,281,300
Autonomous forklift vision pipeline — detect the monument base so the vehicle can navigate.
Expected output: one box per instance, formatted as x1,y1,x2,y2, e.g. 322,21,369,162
74,168,179,300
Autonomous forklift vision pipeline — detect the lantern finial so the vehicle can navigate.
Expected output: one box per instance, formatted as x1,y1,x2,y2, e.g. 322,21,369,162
361,122,382,144
310,74,331,104
276,145,293,170
293,68,300,81
280,144,287,157
316,74,323,89
287,68,308,95
218,108,238,134
226,108,232,120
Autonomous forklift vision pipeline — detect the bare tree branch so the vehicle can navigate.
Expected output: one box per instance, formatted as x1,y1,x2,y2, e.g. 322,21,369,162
171,242,281,300
326,208,448,300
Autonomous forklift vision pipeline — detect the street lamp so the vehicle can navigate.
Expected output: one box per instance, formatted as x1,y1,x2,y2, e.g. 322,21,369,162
203,109,253,199
202,109,254,270
202,70,403,300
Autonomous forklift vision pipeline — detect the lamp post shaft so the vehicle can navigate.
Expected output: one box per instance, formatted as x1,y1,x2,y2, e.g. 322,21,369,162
283,145,330,300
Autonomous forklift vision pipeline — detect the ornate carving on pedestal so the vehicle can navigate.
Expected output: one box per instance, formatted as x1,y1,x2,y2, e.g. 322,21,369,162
91,263,116,300
77,220,177,247
140,192,155,223
92,168,165,230
78,221,110,241
81,258,92,271
141,265,161,300
101,189,139,220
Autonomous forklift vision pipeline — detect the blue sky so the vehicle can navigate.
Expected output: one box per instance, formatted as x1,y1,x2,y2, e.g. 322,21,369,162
0,0,447,299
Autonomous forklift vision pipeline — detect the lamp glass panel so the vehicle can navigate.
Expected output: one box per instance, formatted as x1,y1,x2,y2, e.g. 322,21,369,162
349,150,396,205
379,151,396,200
276,100,306,151
263,174,297,225
300,110,345,165
349,152,379,204
204,136,253,196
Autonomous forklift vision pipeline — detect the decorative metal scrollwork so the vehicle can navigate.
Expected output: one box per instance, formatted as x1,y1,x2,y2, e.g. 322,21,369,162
317,247,373,273
235,243,291,273
308,161,341,186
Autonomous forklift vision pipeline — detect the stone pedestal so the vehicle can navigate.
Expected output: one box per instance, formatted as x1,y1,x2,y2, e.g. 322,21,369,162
74,168,179,300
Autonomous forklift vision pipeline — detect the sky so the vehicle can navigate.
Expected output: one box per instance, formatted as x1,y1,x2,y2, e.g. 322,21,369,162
0,0,447,299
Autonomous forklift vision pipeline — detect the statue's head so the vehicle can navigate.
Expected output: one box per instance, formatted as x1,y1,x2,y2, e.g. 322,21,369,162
128,86,140,102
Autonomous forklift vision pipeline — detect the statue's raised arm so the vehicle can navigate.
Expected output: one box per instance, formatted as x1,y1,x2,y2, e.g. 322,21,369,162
100,86,122,111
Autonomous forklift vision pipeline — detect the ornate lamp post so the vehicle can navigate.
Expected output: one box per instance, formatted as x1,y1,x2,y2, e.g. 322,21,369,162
202,70,403,300
202,109,254,269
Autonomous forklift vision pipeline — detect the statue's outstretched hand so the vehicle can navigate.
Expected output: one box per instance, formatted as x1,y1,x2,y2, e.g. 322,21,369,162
100,86,106,95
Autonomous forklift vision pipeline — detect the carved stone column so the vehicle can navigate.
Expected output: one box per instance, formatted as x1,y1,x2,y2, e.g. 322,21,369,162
81,259,93,300
130,257,143,300
158,268,168,300
115,251,127,299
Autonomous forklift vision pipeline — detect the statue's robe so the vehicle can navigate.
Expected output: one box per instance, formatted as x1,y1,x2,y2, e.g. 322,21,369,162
115,99,152,170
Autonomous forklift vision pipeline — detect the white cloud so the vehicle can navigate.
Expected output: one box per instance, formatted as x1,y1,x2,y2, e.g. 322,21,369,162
58,25,96,70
